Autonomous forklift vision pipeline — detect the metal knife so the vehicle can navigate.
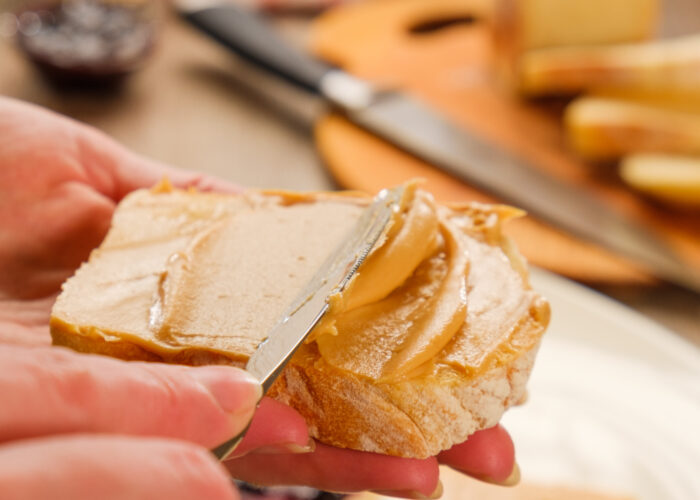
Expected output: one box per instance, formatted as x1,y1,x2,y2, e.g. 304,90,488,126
174,0,700,294
211,185,404,460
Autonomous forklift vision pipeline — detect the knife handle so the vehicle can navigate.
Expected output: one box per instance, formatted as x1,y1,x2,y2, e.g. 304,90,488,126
180,2,332,93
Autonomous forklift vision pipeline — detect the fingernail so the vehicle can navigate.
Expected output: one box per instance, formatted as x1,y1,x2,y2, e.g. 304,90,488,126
480,462,520,487
374,480,443,499
248,438,316,455
191,366,262,416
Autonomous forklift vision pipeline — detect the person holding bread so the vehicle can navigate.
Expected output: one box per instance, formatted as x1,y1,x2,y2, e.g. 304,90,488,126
0,97,527,499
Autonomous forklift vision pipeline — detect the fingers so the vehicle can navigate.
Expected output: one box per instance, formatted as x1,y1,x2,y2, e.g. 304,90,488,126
437,425,516,484
0,434,237,500
0,96,240,202
74,121,242,200
7,182,117,299
0,295,56,346
231,397,311,457
0,345,259,448
227,424,515,495
118,153,243,198
226,441,440,497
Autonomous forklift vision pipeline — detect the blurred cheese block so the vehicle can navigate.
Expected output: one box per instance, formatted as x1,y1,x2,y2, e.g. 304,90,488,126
621,154,700,208
519,34,700,96
495,0,657,50
494,0,658,82
565,97,700,160
352,466,635,500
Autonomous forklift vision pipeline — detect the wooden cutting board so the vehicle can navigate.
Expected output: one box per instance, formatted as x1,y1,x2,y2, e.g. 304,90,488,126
308,0,700,285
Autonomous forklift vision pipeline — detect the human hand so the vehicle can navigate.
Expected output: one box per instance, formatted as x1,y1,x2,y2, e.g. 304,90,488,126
0,97,517,498
0,344,273,500
0,96,239,345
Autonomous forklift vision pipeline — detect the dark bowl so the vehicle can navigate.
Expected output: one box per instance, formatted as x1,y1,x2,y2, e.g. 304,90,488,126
15,0,158,87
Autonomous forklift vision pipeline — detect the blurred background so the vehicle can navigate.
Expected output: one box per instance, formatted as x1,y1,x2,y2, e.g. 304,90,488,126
1,0,699,499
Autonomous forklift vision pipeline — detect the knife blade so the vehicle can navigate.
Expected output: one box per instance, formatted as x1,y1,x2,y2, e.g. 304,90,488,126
211,185,405,460
174,0,700,294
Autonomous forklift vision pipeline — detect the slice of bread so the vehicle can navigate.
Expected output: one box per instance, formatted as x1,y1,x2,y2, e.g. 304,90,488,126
50,183,549,458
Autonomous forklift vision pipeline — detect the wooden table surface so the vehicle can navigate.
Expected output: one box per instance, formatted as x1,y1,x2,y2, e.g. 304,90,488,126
0,4,698,345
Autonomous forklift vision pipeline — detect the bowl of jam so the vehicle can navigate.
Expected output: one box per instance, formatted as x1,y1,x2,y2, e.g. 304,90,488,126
15,0,157,86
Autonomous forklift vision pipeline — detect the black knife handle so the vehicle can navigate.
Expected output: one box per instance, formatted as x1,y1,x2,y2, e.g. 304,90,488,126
182,4,333,93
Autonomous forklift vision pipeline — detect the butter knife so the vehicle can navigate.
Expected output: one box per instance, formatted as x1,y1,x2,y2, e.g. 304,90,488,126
211,185,404,460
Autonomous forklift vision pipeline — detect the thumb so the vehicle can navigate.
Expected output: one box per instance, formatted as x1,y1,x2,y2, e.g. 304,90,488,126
76,123,242,200
0,345,260,448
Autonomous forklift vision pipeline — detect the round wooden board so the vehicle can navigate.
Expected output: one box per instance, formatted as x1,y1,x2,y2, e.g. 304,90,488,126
309,0,700,285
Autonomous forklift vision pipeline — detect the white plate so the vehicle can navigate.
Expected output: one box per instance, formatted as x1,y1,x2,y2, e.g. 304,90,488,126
501,269,700,499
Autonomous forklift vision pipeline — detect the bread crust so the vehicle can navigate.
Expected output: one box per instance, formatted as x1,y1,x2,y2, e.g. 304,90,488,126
51,308,544,458
269,343,539,458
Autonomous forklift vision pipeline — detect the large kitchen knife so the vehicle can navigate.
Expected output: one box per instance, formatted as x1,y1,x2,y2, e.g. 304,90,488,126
211,185,405,460
174,0,700,294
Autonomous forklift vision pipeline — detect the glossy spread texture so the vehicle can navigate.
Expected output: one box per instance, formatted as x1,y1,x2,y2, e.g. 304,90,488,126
52,182,549,384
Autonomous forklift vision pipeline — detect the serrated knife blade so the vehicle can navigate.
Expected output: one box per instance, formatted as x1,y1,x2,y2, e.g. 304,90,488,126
174,0,700,294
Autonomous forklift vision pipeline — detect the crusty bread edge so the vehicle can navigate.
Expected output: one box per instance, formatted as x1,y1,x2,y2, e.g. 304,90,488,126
269,342,540,458
51,315,542,458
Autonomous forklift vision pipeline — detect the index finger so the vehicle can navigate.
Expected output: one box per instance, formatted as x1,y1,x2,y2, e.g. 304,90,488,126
75,124,242,200
226,442,440,497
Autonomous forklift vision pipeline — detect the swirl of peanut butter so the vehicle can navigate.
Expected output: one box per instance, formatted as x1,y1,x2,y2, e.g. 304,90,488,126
316,211,469,382
340,186,440,311
313,191,544,384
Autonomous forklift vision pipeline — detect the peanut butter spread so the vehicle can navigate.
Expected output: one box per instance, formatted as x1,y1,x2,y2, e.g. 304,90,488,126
51,181,549,383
